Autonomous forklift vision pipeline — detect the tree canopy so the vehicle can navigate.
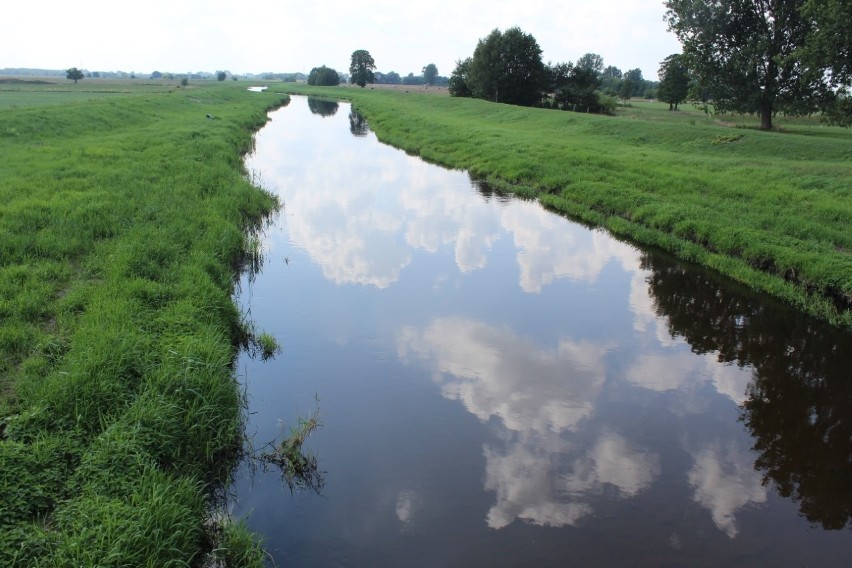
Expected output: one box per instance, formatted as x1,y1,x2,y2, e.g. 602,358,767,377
308,65,341,86
462,27,546,106
664,0,848,130
576,53,604,75
349,50,376,88
657,53,690,110
422,63,438,85
551,63,603,111
803,0,852,86
449,58,473,97
66,67,84,83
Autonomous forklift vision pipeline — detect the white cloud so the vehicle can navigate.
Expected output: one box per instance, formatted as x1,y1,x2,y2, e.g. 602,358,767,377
562,431,660,498
687,442,767,538
501,204,642,292
626,351,752,404
397,317,610,435
483,430,659,529
484,442,593,529
397,316,664,530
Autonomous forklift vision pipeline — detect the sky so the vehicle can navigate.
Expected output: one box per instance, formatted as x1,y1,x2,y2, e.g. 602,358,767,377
4,0,681,79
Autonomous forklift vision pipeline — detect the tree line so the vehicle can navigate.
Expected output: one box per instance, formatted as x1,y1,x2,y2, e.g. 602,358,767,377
448,2,851,129
306,54,448,88
447,28,659,115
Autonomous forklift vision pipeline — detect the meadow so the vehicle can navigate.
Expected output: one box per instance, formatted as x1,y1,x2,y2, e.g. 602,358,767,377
0,79,283,566
282,83,852,327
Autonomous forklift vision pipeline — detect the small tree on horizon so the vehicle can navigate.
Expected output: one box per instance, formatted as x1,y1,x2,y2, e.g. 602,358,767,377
66,67,84,84
422,63,438,85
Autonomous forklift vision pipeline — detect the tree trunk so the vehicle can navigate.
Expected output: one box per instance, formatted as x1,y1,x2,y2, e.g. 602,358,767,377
759,102,773,130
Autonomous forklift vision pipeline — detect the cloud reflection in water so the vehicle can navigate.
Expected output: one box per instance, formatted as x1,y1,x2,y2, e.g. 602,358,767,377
398,317,661,529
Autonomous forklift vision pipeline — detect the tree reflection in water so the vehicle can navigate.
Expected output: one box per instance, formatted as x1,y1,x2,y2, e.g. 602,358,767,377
642,253,852,530
348,110,369,137
306,97,339,118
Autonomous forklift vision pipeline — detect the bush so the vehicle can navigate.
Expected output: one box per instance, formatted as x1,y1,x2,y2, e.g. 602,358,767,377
596,92,618,115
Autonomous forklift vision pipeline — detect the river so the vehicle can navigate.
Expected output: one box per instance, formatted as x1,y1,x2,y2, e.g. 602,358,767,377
232,95,852,567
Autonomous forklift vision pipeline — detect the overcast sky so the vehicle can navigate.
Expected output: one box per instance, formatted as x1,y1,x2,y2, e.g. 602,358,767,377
4,0,681,79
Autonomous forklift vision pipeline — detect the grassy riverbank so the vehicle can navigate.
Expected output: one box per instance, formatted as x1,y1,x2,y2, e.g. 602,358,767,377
0,81,284,566
282,83,852,327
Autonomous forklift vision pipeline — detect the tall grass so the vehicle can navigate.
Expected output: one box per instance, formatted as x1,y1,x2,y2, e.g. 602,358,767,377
282,84,852,326
0,82,287,565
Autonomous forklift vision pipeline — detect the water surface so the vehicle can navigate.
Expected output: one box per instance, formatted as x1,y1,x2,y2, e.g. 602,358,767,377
233,96,852,567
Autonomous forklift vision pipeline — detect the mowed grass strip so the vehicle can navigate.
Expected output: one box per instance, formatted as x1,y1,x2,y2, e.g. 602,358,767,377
0,82,286,566
284,84,852,327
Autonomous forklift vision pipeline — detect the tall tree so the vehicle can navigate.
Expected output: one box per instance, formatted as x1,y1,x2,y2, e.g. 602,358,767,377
576,53,604,75
657,53,690,110
66,67,84,83
802,0,852,85
448,58,473,97
422,63,438,85
618,78,636,103
349,50,376,88
623,68,644,97
802,0,852,126
554,65,602,111
664,0,834,130
467,27,545,106
602,65,622,80
600,65,623,95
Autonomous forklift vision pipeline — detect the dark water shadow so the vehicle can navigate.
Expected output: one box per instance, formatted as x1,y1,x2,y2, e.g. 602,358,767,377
642,252,852,530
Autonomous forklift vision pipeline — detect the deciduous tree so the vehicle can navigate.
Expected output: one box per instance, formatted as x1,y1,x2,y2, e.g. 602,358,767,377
657,53,690,110
422,63,438,85
623,68,644,97
576,53,604,75
664,0,837,130
66,67,84,83
308,65,341,86
802,0,852,85
466,27,545,106
448,58,473,97
349,50,376,88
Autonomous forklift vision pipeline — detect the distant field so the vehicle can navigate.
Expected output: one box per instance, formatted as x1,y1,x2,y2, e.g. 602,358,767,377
279,83,852,326
0,76,190,108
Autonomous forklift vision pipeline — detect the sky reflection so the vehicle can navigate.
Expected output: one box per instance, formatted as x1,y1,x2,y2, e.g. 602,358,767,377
235,97,852,565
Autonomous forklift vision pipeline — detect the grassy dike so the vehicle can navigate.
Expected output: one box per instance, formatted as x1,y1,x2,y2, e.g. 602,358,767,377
282,84,852,327
0,83,285,566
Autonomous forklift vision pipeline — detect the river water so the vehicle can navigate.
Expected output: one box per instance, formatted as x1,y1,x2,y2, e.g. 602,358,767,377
232,95,852,567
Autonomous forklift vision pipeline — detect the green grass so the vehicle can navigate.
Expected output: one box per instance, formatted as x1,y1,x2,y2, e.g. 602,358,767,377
0,81,287,565
0,77,181,109
279,83,852,327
